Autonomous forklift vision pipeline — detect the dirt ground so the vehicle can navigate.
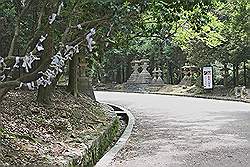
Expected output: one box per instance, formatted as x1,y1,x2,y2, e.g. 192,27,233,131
0,88,114,166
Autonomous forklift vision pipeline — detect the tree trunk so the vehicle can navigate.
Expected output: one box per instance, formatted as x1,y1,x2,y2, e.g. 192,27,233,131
77,56,96,100
113,69,117,83
124,65,127,82
37,3,54,104
233,64,236,87
223,63,229,88
77,77,95,100
68,54,79,97
236,64,239,86
243,61,247,86
120,65,124,83
169,62,173,84
37,84,54,104
0,88,9,102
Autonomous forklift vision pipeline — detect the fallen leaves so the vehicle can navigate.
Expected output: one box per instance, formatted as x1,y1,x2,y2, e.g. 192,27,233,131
0,88,113,166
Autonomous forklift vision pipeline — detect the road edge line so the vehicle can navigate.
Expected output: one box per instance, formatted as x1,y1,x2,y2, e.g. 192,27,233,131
95,103,135,167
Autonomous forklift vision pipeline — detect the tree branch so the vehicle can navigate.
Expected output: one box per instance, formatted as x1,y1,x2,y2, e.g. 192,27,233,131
7,0,35,58
71,16,110,29
24,3,46,54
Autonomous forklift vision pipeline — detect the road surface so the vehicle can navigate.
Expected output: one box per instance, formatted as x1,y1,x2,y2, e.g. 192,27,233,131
95,91,250,167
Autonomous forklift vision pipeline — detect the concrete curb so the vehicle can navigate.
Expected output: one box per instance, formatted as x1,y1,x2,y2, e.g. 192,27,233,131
95,90,250,104
95,103,135,167
152,92,250,103
55,109,120,167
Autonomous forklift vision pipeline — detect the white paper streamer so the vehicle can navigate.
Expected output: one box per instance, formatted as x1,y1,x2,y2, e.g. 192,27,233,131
49,13,57,24
26,81,35,90
0,74,6,81
22,53,40,72
86,28,96,52
17,82,24,89
51,52,65,68
77,24,83,30
36,43,44,51
36,77,46,87
0,56,6,68
13,57,21,68
21,0,26,7
64,44,80,60
106,25,113,47
3,67,11,70
36,75,52,87
65,45,74,52
57,2,64,15
16,43,80,89
39,34,47,42
74,44,80,53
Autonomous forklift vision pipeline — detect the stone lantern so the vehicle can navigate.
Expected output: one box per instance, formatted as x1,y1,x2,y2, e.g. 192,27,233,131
179,63,198,86
137,59,152,84
127,60,140,84
151,68,158,84
156,67,164,84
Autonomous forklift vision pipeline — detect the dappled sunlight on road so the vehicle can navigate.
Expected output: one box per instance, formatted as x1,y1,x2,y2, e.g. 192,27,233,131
95,91,250,167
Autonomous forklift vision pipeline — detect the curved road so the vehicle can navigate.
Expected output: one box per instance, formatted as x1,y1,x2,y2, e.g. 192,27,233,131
95,91,250,167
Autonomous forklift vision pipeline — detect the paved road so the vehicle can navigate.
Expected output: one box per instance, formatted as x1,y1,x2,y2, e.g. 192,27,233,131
95,92,250,167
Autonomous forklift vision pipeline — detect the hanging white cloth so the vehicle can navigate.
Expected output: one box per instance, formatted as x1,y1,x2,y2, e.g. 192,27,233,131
49,13,57,24
86,28,96,52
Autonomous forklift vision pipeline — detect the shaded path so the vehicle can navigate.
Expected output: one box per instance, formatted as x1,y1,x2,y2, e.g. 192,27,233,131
95,92,250,167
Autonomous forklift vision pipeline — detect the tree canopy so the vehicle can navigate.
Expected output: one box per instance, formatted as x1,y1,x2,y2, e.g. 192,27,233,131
0,0,249,102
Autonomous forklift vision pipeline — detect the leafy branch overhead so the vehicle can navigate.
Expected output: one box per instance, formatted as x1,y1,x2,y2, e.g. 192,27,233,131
0,0,249,101
0,0,119,98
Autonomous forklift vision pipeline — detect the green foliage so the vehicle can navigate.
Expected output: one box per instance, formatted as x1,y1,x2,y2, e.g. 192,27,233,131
98,0,218,83
1,0,248,86
173,0,249,68
0,1,15,57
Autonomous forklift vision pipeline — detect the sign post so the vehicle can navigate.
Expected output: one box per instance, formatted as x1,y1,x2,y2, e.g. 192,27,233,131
203,66,213,89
